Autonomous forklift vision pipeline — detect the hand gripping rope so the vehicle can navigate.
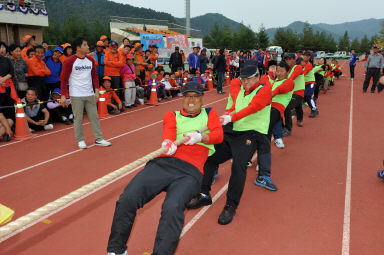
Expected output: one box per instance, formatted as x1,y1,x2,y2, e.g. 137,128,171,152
0,127,208,242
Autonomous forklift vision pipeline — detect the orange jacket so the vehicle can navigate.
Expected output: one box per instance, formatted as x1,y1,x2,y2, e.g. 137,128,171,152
102,86,122,106
150,53,158,65
60,55,69,64
104,51,125,76
21,47,30,61
27,56,51,77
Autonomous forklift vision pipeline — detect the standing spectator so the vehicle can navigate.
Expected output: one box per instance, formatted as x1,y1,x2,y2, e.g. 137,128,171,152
42,41,52,58
60,43,72,64
199,48,209,74
0,42,8,57
362,45,384,93
214,48,226,94
60,37,111,149
120,54,137,108
133,43,147,84
47,88,73,125
44,47,63,96
27,45,51,101
120,45,131,59
104,40,124,99
100,35,110,50
21,35,35,60
93,41,106,86
180,49,186,70
149,45,159,67
8,44,28,98
188,46,200,74
169,46,183,73
0,51,16,125
118,38,131,55
22,88,53,132
349,49,359,80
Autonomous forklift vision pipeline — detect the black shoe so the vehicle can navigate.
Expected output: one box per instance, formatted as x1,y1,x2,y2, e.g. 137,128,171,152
64,119,72,125
309,110,319,118
371,90,375,93
186,193,212,209
132,104,138,107
363,89,367,93
218,205,236,225
282,128,291,137
2,134,10,142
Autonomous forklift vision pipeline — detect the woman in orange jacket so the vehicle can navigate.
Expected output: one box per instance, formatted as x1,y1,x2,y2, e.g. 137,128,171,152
104,40,125,99
27,45,51,101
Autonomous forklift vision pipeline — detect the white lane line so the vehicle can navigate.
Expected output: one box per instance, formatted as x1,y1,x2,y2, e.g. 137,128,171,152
0,163,145,243
341,79,353,255
0,98,227,181
181,183,228,237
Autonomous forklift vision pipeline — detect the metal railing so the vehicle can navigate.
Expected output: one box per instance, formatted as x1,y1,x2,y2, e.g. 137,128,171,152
0,0,46,10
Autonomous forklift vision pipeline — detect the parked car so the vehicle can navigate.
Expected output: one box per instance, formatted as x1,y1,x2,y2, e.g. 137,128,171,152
332,51,349,59
316,51,326,58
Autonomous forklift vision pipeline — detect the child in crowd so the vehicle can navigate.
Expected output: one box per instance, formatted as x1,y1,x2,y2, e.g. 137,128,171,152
191,70,206,86
47,88,73,125
120,54,137,108
101,76,124,115
22,88,53,132
26,48,36,59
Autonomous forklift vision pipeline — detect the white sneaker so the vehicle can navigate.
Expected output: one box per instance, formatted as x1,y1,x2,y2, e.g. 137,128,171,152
274,138,285,149
95,139,111,147
138,98,144,105
256,165,259,171
108,251,127,255
78,141,87,149
44,124,54,130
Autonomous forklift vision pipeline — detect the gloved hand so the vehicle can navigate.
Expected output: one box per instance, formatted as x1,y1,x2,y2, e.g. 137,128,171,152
183,132,202,145
162,140,177,155
220,114,232,125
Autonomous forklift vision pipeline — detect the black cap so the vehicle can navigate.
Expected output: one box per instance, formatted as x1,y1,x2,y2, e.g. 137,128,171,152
268,60,277,68
182,81,204,94
304,51,311,56
240,65,259,79
284,53,296,59
175,46,179,50
296,57,303,65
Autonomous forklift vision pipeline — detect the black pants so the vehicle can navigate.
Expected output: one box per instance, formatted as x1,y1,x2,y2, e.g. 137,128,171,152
110,76,122,100
49,105,72,123
28,76,48,101
217,71,224,93
200,126,271,209
267,107,281,140
107,157,202,255
350,65,355,79
363,68,381,92
28,111,51,131
284,94,303,131
46,82,60,96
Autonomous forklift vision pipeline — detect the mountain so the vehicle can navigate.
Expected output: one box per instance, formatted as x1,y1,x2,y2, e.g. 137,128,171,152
265,19,384,41
175,13,242,35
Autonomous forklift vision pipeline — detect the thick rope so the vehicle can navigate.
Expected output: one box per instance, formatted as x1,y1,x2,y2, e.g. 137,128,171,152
0,127,208,241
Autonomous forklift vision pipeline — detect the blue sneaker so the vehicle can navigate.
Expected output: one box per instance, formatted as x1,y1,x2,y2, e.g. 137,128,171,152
254,176,278,191
378,170,384,182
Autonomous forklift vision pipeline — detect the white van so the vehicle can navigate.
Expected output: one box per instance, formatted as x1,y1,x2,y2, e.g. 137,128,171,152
316,51,326,58
267,46,283,62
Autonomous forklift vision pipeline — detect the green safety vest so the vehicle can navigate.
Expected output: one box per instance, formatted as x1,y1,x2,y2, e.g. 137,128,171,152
313,65,324,76
175,109,215,156
288,65,305,92
272,79,293,108
233,85,271,134
304,63,315,83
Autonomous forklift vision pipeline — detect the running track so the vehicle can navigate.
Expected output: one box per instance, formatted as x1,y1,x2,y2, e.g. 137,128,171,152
0,61,383,254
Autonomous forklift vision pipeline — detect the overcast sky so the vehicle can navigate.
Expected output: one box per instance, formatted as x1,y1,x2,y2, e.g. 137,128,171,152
114,0,383,30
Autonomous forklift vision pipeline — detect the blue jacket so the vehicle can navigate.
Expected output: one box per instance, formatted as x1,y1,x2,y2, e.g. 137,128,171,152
44,57,62,84
93,51,105,78
349,54,359,66
257,55,264,67
188,52,200,69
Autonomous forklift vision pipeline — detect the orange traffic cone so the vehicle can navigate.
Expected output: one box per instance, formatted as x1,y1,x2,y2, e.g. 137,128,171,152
14,98,33,141
97,89,109,119
207,74,213,90
147,80,159,106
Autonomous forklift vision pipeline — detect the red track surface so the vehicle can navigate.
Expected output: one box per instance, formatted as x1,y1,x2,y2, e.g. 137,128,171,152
1,62,383,255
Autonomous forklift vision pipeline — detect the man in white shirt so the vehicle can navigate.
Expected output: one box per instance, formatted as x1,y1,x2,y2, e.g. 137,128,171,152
60,37,111,149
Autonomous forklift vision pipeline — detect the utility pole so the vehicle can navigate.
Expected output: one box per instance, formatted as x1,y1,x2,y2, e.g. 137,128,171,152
186,0,190,37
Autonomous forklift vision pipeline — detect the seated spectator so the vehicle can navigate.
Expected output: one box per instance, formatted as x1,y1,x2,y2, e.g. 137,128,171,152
27,48,36,59
120,54,137,108
45,47,63,96
147,73,166,101
9,44,28,98
22,88,53,132
27,45,51,101
162,72,181,98
0,112,13,142
191,70,206,85
47,88,73,125
101,76,124,115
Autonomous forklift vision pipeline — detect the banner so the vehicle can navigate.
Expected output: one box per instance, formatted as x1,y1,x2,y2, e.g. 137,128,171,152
18,6,28,14
140,33,164,51
0,4,4,11
166,34,189,50
6,4,16,11
31,8,39,15
40,9,48,15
